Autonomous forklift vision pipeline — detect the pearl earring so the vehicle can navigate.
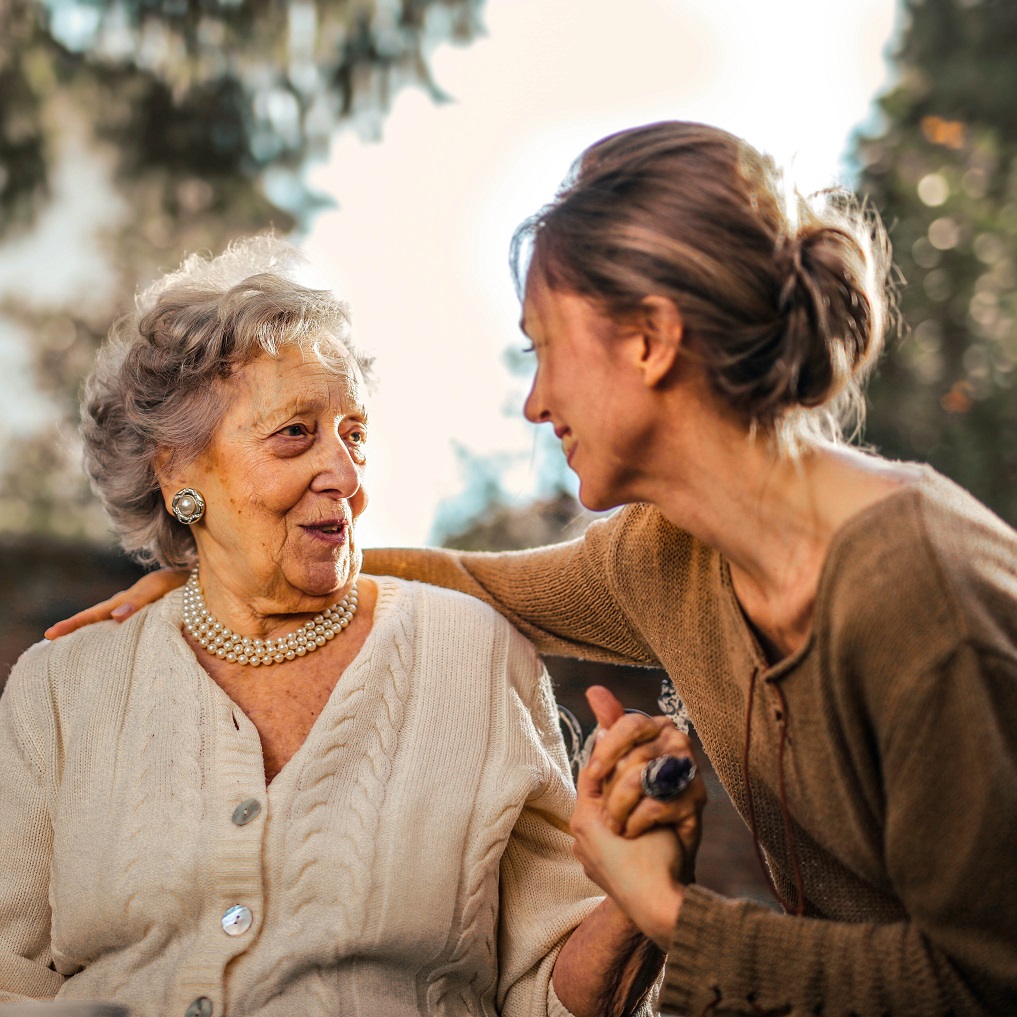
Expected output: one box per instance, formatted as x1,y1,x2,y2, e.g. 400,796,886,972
171,487,206,525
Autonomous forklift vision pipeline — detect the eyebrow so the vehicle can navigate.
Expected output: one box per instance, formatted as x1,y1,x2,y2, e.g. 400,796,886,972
250,398,368,429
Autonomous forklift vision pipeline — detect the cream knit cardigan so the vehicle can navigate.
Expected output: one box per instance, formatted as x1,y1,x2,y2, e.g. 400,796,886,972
0,576,604,1017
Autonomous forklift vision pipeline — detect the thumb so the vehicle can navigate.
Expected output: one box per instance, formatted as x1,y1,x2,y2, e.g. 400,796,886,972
586,685,626,729
575,758,604,804
572,758,606,840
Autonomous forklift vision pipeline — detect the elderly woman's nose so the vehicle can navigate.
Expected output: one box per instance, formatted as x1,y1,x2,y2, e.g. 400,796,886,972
310,437,362,495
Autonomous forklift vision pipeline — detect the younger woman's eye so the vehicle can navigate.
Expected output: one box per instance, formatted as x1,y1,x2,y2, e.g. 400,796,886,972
520,343,535,354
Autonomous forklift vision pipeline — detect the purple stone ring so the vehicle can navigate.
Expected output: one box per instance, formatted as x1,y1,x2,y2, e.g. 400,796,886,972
640,755,697,801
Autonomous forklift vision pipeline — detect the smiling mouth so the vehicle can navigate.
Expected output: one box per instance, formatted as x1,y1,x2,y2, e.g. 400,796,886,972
303,521,348,539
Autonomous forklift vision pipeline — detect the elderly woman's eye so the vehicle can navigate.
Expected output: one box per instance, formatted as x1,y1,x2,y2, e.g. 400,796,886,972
346,428,367,459
279,423,309,438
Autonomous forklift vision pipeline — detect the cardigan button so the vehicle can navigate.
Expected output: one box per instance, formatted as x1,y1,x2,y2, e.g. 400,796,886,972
185,998,213,1017
221,905,253,936
231,798,262,826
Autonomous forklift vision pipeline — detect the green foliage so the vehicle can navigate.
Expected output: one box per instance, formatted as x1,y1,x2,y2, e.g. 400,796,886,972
6,0,483,225
0,0,485,542
856,0,1017,524
0,6,50,232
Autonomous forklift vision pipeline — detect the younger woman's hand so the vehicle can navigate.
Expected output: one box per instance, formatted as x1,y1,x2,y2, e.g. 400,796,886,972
44,568,189,639
571,733,686,950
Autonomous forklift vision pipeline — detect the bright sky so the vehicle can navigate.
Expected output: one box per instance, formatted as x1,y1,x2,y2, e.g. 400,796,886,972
302,0,901,548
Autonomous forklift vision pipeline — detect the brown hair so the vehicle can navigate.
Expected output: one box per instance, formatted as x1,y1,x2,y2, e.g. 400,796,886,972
81,237,369,568
512,121,893,451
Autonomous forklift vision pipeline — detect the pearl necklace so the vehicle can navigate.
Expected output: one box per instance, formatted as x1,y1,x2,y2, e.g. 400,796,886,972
181,568,358,667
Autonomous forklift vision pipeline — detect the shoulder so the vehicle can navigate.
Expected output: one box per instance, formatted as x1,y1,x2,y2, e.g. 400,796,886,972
28,596,174,669
822,467,1017,670
588,502,701,552
585,503,713,590
586,505,719,649
375,573,522,630
4,596,183,717
372,577,567,766
373,574,541,661
373,574,550,697
1,610,145,773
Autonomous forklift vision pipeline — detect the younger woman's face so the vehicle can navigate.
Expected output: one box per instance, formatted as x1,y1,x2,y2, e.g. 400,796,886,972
521,271,657,511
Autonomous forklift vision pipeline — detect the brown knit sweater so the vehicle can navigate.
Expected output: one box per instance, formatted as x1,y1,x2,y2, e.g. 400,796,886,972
363,467,1017,1016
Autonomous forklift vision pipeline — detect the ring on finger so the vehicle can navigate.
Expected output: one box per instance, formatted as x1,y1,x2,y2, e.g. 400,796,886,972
640,754,696,802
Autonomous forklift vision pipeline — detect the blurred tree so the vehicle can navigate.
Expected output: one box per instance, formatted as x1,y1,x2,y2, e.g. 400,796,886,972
0,0,485,542
440,486,593,553
856,0,1017,524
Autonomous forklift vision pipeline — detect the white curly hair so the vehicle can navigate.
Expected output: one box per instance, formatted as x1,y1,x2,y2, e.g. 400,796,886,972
81,235,370,568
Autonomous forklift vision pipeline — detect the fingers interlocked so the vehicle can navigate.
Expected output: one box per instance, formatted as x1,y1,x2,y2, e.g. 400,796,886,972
588,710,706,840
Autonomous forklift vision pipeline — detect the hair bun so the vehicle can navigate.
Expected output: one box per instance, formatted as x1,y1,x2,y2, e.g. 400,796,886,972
512,121,893,452
771,204,888,414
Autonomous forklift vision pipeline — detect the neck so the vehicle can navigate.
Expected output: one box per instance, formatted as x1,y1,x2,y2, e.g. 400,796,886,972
634,415,918,658
190,565,358,643
182,568,360,667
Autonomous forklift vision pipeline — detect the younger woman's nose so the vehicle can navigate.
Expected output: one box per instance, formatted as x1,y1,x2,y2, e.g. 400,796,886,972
523,380,550,424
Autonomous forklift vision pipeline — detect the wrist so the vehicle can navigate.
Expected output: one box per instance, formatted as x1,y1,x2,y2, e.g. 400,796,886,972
602,876,684,952
653,881,684,950
623,880,684,951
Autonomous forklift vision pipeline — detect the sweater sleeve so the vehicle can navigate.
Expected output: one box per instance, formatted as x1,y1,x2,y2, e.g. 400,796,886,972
363,509,658,668
495,631,657,1017
659,642,1017,1017
0,645,65,1002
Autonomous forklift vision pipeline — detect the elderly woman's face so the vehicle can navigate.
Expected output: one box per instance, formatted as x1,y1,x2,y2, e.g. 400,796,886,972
169,343,368,611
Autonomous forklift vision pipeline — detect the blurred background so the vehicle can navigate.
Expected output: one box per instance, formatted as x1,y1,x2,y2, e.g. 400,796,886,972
1,0,1015,902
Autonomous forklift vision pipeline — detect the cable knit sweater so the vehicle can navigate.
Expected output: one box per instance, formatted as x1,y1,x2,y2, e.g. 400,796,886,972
0,576,606,1017
363,467,1017,1016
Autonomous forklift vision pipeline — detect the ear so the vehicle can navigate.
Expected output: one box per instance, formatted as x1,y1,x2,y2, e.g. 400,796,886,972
153,449,183,514
637,296,684,388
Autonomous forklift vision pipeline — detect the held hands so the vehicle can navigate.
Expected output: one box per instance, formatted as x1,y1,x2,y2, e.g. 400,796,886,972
44,568,189,639
570,686,706,950
586,686,707,846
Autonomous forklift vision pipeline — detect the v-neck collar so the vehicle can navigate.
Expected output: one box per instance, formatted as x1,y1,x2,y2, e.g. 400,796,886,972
715,465,933,682
156,575,403,793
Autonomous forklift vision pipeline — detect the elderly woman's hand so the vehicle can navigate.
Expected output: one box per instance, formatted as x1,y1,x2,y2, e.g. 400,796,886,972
44,568,189,639
584,686,706,856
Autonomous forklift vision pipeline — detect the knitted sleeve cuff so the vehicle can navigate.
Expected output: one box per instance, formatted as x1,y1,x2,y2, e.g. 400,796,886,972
0,949,65,1001
658,884,731,1015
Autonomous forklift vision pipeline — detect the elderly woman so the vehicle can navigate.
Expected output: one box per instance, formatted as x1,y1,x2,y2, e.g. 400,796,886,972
0,239,667,1016
83,122,1017,1015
